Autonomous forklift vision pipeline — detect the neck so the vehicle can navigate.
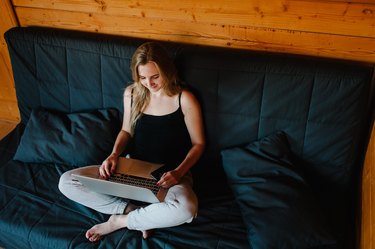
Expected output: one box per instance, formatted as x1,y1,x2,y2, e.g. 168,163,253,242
149,89,167,98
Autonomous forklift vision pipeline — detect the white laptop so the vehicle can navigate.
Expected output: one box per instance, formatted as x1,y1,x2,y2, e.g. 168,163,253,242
72,157,167,203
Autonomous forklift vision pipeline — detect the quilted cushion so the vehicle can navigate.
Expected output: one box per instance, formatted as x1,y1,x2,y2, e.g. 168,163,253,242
221,131,336,249
13,108,121,167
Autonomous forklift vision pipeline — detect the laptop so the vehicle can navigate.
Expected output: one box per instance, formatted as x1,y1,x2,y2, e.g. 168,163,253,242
72,157,167,203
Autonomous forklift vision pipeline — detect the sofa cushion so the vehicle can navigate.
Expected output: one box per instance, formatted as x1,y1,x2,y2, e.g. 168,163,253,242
13,108,121,167
221,131,336,249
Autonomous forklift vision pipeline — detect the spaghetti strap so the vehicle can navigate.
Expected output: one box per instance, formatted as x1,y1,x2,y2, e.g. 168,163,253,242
178,91,182,108
131,88,134,108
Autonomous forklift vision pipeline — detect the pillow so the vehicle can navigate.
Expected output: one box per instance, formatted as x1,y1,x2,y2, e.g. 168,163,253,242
14,108,121,167
221,131,336,249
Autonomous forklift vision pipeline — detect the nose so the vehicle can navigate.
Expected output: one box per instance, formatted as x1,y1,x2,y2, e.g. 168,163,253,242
146,78,154,86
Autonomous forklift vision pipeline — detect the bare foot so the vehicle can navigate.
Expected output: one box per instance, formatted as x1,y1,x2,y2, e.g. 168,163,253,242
85,215,128,242
142,229,154,239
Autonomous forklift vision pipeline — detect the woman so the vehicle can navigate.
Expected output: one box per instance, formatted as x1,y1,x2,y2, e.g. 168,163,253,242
58,42,205,242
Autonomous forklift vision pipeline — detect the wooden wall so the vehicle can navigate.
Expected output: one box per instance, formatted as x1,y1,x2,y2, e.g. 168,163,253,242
0,1,374,249
10,0,375,64
362,123,375,249
0,0,19,121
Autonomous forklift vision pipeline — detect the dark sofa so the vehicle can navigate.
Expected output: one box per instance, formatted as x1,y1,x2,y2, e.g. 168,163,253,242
0,27,373,249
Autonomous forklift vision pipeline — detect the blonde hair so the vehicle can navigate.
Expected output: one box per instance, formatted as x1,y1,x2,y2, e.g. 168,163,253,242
129,42,183,134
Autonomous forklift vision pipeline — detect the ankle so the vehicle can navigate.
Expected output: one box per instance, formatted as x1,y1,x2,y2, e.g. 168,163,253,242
109,214,128,229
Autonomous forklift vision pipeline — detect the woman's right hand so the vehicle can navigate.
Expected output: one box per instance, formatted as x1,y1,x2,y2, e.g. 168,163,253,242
99,153,118,179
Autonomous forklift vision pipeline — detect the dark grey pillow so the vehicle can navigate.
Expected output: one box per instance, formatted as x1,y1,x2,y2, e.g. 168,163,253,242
221,131,336,249
14,108,120,167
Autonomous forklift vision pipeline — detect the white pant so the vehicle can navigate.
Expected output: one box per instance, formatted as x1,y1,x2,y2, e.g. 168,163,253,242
58,166,198,231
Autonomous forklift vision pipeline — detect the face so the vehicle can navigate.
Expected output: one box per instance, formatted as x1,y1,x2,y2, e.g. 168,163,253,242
137,62,165,93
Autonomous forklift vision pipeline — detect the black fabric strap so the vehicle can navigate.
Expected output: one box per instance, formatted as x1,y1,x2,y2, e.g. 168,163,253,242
131,88,134,109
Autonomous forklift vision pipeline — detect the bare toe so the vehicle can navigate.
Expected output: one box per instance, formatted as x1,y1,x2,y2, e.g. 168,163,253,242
85,215,128,242
88,233,101,242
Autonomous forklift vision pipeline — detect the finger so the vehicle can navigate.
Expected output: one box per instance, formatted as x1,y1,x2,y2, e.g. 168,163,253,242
160,181,167,188
163,179,173,188
98,167,103,177
100,163,111,178
103,163,112,177
110,163,117,174
99,166,108,179
157,178,167,187
157,174,166,186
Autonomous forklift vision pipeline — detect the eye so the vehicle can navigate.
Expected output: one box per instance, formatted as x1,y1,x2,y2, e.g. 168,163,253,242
152,75,159,80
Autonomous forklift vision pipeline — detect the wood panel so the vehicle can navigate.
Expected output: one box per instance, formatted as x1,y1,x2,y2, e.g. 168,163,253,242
362,122,375,249
0,120,18,140
13,0,375,38
13,0,375,63
0,0,19,122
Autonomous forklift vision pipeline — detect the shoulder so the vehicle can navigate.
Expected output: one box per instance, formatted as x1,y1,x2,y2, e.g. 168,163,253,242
181,89,198,104
122,84,136,108
123,84,137,102
123,85,134,98
180,90,201,113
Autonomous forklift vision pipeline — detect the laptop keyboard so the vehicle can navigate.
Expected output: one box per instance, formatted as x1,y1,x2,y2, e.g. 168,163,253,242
109,173,160,195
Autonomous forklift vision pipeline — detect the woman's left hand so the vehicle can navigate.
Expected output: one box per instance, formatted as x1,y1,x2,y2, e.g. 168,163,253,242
157,170,181,189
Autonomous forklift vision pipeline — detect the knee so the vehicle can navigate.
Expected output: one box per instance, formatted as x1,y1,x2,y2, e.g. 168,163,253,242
170,198,198,223
181,201,198,222
58,171,72,196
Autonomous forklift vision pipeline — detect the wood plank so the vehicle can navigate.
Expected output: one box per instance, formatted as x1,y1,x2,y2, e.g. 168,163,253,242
325,0,375,3
0,99,19,122
361,123,375,249
0,51,17,101
0,119,18,140
15,7,375,63
0,0,19,122
1,0,17,85
12,0,375,38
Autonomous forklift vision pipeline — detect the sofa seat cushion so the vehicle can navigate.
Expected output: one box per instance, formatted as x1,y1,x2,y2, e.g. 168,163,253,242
221,131,336,249
0,158,249,249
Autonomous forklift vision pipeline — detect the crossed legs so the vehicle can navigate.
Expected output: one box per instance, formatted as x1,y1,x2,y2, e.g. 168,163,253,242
59,167,198,242
85,181,198,242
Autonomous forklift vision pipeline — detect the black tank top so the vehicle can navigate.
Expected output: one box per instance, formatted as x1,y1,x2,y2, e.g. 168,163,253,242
129,93,191,171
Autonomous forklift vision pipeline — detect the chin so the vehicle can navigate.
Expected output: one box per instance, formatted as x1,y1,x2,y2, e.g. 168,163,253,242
149,87,162,92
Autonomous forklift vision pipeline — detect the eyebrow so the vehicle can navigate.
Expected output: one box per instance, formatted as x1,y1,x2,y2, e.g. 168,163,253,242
139,73,159,78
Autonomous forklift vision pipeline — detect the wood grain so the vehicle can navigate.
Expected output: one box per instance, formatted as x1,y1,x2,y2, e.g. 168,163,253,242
14,6,375,63
362,123,375,249
0,120,18,140
12,0,375,38
0,0,19,121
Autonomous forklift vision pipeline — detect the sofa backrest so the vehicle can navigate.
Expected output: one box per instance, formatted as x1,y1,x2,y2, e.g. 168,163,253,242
5,27,374,247
176,46,373,189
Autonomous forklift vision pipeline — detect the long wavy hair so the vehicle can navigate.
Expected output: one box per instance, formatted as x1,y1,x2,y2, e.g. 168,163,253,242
128,42,183,134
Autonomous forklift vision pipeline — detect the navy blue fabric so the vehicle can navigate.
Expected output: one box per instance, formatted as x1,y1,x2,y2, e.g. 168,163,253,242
13,108,121,167
0,158,247,249
0,124,23,166
2,27,374,249
176,48,373,248
222,131,336,249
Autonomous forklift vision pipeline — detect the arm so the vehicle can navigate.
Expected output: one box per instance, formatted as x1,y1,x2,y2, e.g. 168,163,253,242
158,90,206,187
99,86,133,178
